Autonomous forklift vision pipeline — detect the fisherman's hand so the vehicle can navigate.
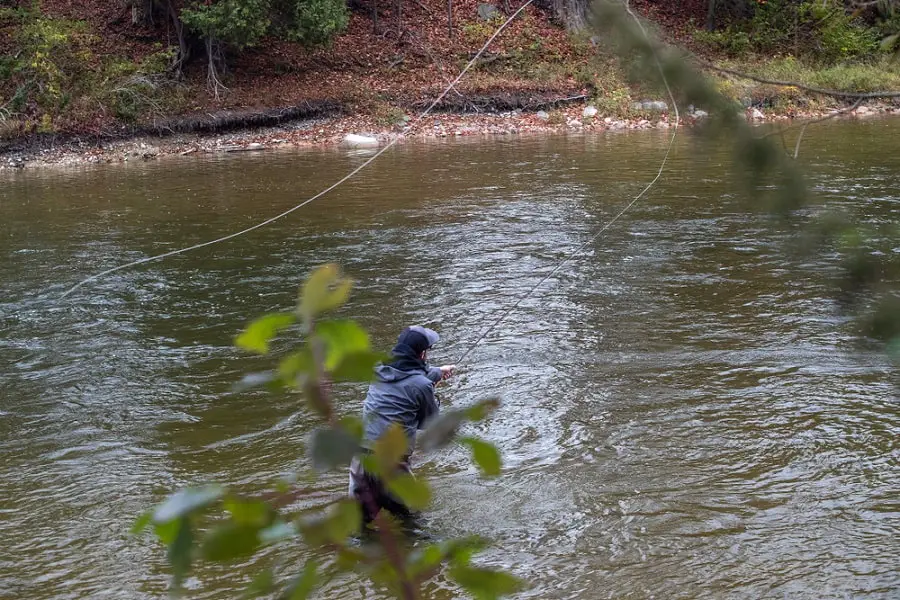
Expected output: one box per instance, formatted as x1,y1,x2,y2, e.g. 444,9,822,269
439,365,456,380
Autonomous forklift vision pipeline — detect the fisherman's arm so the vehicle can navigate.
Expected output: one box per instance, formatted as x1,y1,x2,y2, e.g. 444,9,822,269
426,365,456,385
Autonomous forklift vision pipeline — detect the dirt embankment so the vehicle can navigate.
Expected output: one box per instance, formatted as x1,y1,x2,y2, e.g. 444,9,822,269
4,99,896,170
2,0,897,169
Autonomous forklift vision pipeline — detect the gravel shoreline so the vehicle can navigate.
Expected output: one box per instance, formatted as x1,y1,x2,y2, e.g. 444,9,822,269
2,102,896,171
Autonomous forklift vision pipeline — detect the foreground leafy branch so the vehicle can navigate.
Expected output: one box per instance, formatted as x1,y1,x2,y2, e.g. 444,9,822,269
135,264,521,599
596,0,900,362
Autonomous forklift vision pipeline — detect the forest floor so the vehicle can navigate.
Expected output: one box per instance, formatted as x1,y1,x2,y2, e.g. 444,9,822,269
2,0,898,168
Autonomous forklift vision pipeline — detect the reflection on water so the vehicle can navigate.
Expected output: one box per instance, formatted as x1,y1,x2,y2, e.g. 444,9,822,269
1,121,898,599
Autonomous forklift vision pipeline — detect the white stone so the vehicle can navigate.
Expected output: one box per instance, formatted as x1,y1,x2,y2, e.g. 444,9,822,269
583,105,598,118
536,110,550,121
343,133,379,147
749,108,765,120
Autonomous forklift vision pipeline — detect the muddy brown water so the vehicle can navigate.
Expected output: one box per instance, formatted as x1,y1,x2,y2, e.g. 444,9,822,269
1,121,898,599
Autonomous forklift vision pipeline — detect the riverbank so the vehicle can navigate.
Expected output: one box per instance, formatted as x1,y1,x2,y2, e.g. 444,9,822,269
2,100,897,170
4,0,900,171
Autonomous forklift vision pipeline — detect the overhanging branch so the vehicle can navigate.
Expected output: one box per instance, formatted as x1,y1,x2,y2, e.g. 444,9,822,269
695,59,900,100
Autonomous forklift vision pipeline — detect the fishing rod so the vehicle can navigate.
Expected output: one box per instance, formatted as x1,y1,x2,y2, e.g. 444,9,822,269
452,0,680,368
57,0,680,375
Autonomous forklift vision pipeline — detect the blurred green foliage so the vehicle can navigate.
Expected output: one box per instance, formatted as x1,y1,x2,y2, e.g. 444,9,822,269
137,264,519,599
596,0,900,363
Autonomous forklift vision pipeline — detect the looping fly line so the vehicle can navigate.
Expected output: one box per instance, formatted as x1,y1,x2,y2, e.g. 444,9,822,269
61,0,680,366
453,0,680,366
59,0,537,300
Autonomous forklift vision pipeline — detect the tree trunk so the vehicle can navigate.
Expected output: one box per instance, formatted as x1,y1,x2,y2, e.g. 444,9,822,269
553,0,588,29
706,0,716,31
206,37,227,100
159,0,189,77
131,0,155,26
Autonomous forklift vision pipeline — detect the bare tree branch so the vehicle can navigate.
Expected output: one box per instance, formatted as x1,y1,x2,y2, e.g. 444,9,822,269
694,59,900,99
792,97,865,158
759,97,866,158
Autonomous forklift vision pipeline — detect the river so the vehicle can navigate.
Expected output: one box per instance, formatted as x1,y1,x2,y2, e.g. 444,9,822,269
1,120,898,599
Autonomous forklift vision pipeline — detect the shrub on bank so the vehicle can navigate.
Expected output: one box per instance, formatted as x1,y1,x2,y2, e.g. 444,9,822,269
695,0,882,63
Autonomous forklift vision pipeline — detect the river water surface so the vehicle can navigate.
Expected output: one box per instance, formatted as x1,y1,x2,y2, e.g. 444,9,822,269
1,120,898,599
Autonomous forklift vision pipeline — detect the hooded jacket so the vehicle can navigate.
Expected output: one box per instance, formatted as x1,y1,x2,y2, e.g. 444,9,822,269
362,346,442,452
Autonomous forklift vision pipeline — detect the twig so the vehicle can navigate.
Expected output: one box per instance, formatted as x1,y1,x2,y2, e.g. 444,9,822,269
792,97,864,158
758,97,865,158
374,512,418,600
777,124,790,155
522,93,587,110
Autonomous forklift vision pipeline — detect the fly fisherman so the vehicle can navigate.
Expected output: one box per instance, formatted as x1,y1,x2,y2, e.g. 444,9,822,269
349,325,455,525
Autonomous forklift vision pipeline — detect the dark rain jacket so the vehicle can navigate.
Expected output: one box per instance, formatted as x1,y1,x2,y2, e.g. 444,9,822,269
362,353,442,452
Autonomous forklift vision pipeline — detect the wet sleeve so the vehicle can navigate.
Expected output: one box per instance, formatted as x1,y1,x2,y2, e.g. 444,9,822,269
417,380,439,429
425,366,442,384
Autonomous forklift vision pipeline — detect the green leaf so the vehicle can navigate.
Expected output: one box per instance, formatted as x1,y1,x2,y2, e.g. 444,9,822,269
299,264,353,320
335,547,367,570
325,500,361,542
359,454,381,478
168,517,193,588
331,350,385,382
881,33,899,51
243,568,274,599
200,523,261,562
387,474,432,511
233,370,278,392
339,415,364,441
235,312,296,354
369,560,400,587
131,511,152,535
287,559,318,600
408,543,443,578
408,537,486,579
278,350,313,386
154,518,182,545
153,485,225,524
418,410,465,451
224,498,272,526
419,400,501,451
449,565,523,600
314,319,370,370
465,398,501,422
460,437,502,477
259,521,297,544
310,426,360,470
299,500,360,546
374,424,409,476
444,535,489,564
